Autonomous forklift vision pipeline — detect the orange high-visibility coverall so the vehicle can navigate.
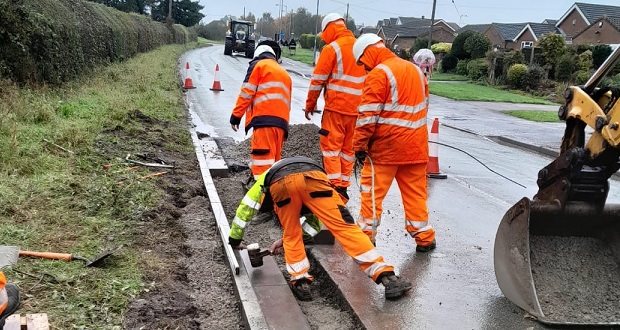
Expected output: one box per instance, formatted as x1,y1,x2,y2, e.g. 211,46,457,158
306,21,365,188
353,44,435,247
270,168,394,282
0,272,7,315
231,53,292,178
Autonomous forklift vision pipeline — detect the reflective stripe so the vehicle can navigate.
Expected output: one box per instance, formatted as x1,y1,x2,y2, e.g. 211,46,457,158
232,216,247,228
253,174,261,180
302,223,319,237
360,184,371,192
251,158,276,166
364,262,389,277
290,272,312,280
357,222,370,230
339,152,355,162
253,93,290,106
286,257,311,274
327,84,362,96
309,85,323,91
332,73,366,84
311,74,329,80
407,220,428,228
327,173,341,179
378,117,426,129
377,64,398,109
242,83,258,90
243,195,261,210
239,91,252,99
354,249,382,263
356,115,379,127
330,41,344,74
358,103,384,112
322,150,341,157
386,101,427,114
341,175,350,182
257,82,290,95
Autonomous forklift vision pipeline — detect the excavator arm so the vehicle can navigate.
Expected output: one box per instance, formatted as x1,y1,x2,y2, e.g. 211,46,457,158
534,47,620,210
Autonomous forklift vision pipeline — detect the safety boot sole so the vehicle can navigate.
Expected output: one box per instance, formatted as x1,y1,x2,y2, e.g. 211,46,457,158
384,281,413,300
416,240,436,253
290,280,312,301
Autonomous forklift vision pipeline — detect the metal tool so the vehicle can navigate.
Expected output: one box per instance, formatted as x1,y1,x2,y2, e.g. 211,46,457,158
494,46,620,326
0,246,121,268
246,243,271,268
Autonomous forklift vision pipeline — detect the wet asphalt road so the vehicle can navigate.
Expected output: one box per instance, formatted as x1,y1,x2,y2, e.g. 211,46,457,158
181,45,620,329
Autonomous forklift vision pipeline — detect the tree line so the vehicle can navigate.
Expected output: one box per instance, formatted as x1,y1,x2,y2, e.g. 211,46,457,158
89,0,204,27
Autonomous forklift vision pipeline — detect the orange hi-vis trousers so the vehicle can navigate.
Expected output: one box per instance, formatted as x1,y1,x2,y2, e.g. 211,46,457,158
319,110,357,188
270,170,394,282
0,272,7,315
358,162,436,247
250,127,285,179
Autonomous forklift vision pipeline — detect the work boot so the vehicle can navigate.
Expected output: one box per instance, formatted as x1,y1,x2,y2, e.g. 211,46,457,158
379,272,412,300
290,278,312,301
0,284,20,328
415,239,437,253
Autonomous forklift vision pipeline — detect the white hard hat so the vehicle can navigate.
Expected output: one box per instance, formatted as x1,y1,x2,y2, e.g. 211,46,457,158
254,45,275,59
321,13,344,32
353,33,383,63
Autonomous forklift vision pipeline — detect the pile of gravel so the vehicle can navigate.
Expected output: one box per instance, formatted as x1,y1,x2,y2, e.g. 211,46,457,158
530,235,620,323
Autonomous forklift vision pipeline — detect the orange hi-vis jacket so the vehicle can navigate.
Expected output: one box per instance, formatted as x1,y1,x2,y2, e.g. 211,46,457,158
231,53,292,135
305,23,365,115
353,46,429,165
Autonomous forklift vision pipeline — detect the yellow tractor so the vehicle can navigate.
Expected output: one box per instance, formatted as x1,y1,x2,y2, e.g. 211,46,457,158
495,47,620,325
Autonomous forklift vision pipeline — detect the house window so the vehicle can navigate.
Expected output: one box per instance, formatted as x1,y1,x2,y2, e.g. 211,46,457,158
521,41,533,49
572,19,576,25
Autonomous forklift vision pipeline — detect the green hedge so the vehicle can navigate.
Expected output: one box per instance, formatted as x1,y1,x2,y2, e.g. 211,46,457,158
0,0,196,84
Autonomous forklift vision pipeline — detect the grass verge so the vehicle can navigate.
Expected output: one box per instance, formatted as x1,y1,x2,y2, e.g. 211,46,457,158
430,81,554,104
430,72,469,81
505,110,560,122
0,40,206,328
282,47,315,65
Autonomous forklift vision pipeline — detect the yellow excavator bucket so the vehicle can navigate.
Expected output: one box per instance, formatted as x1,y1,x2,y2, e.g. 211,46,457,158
495,198,620,325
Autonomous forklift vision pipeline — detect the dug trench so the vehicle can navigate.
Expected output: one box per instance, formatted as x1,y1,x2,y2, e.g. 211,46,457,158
106,110,244,329
214,124,363,329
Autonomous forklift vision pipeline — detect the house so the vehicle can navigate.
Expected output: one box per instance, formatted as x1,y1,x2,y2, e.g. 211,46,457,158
482,23,527,50
458,24,491,34
378,23,457,50
556,2,620,38
573,16,620,45
357,26,379,36
513,23,560,49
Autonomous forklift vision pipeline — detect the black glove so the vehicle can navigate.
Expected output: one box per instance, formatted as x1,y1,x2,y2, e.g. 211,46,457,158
229,237,242,248
355,151,367,165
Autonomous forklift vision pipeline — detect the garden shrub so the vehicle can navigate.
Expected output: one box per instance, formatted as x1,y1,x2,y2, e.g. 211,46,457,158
431,42,451,55
555,53,577,82
441,54,458,72
466,58,488,80
574,70,590,85
592,44,612,69
524,64,545,89
456,60,470,76
0,0,195,84
507,63,528,89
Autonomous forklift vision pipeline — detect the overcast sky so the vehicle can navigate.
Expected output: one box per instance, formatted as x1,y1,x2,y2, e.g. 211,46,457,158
198,0,614,27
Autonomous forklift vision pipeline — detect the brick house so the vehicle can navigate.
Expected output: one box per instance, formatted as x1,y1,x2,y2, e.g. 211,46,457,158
481,23,527,50
555,2,620,40
513,23,560,49
573,16,620,45
376,17,459,50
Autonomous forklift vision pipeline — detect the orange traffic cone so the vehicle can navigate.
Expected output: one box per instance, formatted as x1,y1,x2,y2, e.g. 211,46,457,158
183,61,196,89
427,117,447,179
210,64,224,92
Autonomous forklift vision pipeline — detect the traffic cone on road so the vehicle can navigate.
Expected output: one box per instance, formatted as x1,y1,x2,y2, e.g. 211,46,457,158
183,61,196,89
427,117,447,179
210,64,224,92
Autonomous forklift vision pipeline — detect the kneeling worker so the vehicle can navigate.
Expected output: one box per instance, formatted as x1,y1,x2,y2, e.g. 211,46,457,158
228,157,412,300
0,271,20,327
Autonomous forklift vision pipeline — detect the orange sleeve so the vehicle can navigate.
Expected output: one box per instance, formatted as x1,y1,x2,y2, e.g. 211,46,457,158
305,46,335,111
231,62,262,125
353,70,388,152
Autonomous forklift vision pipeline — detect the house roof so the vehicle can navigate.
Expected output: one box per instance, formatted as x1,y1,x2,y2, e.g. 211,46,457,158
379,25,450,41
359,27,379,35
458,24,491,34
557,2,620,28
610,16,620,30
446,22,461,31
573,15,620,39
491,23,528,41
576,2,620,23
398,17,460,31
542,19,558,25
513,23,559,41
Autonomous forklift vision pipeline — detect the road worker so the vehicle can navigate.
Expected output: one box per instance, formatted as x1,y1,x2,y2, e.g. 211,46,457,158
0,272,20,327
352,34,436,252
305,13,366,201
228,156,412,301
230,41,291,180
